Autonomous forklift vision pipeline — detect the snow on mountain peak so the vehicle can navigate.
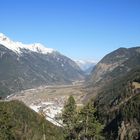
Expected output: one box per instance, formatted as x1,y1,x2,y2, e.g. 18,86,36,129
0,33,11,42
29,43,54,54
75,60,97,71
0,33,54,54
0,33,8,39
0,33,7,38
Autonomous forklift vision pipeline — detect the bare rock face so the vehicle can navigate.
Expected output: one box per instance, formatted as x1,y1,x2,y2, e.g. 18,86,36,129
117,121,140,140
90,62,120,83
118,121,126,140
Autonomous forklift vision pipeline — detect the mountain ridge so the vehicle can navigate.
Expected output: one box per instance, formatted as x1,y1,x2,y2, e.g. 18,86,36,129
89,47,140,87
0,33,54,54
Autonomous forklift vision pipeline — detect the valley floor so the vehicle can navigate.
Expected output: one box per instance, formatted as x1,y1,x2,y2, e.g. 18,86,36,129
7,82,86,125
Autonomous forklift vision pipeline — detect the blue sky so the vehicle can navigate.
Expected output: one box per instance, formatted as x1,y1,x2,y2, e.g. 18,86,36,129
0,0,140,61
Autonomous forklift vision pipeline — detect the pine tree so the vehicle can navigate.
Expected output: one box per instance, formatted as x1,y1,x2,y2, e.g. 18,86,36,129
62,96,104,140
78,101,104,140
62,95,77,140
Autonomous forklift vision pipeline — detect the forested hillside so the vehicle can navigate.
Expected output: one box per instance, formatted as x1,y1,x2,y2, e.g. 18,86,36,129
94,67,140,140
0,100,64,140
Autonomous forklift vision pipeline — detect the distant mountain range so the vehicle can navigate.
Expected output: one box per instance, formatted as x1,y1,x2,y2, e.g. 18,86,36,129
0,33,85,97
75,60,96,74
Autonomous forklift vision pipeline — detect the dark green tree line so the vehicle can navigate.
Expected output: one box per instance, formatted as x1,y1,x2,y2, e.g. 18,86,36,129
62,96,104,140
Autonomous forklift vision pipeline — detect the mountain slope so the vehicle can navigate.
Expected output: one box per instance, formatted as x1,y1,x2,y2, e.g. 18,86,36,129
86,47,140,139
88,47,140,88
0,33,84,97
94,67,140,140
0,100,64,140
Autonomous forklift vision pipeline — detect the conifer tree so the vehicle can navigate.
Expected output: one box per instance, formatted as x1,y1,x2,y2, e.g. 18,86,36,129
78,101,104,140
62,95,77,140
62,96,104,140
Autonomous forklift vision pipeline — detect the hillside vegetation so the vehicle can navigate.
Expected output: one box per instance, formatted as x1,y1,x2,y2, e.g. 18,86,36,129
0,100,64,140
94,67,140,140
85,47,140,139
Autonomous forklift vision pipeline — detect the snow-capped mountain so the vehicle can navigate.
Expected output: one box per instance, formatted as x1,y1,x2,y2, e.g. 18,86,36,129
75,60,96,74
0,33,54,54
0,33,85,97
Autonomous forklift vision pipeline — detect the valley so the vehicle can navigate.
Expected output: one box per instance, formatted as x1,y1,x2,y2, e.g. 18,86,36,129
7,81,86,126
1,33,140,139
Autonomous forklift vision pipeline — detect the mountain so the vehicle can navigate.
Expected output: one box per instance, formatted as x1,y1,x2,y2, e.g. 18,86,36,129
75,60,96,74
86,47,140,139
0,33,85,97
0,100,64,140
84,66,95,75
89,47,140,87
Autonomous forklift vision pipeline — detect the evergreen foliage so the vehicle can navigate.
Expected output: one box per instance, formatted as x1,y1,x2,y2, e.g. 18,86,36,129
0,100,64,140
62,95,77,139
62,96,104,140
78,101,104,140
94,67,140,139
